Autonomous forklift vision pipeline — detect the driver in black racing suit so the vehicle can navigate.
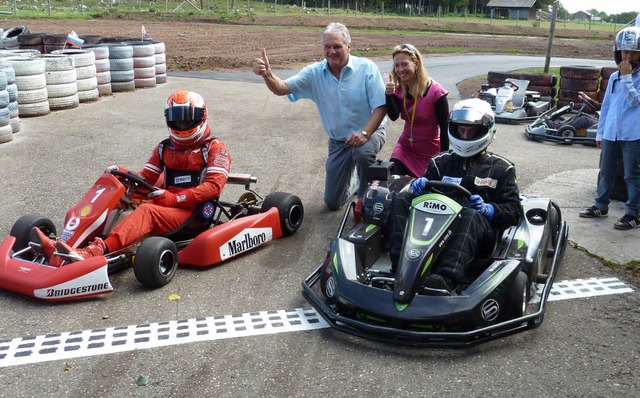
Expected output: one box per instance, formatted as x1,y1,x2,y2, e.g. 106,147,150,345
389,98,522,292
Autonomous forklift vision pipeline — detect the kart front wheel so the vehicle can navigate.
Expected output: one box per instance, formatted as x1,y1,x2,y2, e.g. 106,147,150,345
133,237,178,288
261,192,304,236
10,214,56,254
501,271,528,321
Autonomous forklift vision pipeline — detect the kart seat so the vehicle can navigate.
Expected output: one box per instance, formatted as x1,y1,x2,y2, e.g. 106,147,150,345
505,78,529,109
160,199,218,241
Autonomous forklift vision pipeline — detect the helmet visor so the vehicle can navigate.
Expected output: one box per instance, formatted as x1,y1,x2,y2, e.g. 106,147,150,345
449,108,491,140
165,106,205,131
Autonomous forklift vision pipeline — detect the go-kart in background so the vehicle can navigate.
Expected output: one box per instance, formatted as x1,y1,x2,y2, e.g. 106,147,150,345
0,62,638,396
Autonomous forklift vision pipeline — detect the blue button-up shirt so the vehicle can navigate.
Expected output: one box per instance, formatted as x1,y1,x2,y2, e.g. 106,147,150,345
597,67,640,142
285,55,386,141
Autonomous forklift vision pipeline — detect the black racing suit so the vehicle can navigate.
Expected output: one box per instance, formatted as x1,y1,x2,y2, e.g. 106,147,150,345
390,150,522,285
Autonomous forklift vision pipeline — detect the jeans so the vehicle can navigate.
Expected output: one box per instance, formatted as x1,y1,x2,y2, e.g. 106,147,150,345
596,139,640,215
324,127,386,210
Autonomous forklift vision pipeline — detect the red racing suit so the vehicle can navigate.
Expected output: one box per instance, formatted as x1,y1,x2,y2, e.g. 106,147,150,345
103,132,230,252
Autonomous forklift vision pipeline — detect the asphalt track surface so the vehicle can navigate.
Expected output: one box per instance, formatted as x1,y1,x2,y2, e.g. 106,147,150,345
0,55,638,397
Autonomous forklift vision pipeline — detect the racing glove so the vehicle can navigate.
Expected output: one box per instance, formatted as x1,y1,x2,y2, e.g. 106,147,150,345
148,189,194,208
466,194,494,220
411,177,428,196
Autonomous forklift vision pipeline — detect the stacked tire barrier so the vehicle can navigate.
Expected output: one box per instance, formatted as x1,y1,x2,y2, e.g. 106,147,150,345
106,43,135,93
0,29,168,144
84,44,111,96
1,61,20,134
486,71,557,107
53,49,99,103
131,42,157,89
8,56,50,117
153,41,167,84
0,68,12,143
42,54,79,111
558,66,601,111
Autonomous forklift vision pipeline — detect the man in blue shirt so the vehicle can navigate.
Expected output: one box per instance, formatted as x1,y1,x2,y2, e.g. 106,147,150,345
253,22,387,220
579,23,640,230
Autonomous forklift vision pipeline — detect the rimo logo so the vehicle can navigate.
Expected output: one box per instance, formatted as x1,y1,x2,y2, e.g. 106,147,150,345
220,228,273,259
418,199,455,215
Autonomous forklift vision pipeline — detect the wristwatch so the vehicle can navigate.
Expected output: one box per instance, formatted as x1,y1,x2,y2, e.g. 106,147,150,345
361,130,369,138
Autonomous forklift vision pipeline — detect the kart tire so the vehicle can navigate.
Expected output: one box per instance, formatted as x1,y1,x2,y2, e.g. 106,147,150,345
527,85,556,97
261,192,304,236
133,236,178,289
600,66,618,80
558,125,576,144
9,214,56,254
559,66,601,80
517,73,555,87
501,271,528,321
559,78,598,92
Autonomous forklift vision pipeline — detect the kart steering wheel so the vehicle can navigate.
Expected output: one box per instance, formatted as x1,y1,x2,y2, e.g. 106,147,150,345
110,169,158,196
422,180,472,203
504,80,519,91
581,96,599,112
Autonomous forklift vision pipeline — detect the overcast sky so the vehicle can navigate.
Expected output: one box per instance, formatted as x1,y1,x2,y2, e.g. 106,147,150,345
559,0,639,15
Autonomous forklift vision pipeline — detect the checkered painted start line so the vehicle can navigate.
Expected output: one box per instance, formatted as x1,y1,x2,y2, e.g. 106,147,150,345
0,276,634,367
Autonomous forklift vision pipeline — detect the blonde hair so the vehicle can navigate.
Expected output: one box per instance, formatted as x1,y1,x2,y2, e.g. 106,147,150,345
390,43,430,99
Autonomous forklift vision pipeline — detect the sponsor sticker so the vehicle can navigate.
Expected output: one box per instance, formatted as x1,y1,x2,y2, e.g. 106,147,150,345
79,205,92,217
481,299,499,321
474,176,497,188
174,175,192,185
219,228,272,260
442,176,462,185
417,199,455,215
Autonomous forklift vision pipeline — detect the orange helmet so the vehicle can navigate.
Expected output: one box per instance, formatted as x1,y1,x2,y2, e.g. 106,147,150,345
164,91,209,147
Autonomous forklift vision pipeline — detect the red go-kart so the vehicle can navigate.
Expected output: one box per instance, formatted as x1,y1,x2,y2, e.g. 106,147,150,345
0,169,304,301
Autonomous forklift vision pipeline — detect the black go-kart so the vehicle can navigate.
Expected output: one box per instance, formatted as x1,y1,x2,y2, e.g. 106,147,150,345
524,96,600,145
302,161,568,347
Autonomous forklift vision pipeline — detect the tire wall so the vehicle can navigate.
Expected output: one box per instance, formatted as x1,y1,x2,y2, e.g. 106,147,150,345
486,71,557,108
0,67,13,143
0,29,168,144
558,66,601,112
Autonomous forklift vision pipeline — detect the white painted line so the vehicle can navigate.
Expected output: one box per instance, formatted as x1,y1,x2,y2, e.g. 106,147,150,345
0,277,633,367
531,276,634,303
0,308,328,368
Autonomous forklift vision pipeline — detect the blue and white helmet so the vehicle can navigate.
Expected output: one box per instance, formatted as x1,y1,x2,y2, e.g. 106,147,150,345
614,15,640,65
448,98,496,157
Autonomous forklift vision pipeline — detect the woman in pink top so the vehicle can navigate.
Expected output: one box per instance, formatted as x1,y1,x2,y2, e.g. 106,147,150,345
386,43,449,177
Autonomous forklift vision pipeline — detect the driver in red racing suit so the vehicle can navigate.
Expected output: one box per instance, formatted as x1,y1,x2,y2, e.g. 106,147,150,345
389,98,521,292
32,91,231,261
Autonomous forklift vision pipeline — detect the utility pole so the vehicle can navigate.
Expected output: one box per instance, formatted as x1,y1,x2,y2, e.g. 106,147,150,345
544,1,558,73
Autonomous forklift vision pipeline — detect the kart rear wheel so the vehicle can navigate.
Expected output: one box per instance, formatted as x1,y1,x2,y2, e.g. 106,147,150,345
501,271,528,321
9,214,56,253
133,237,178,288
261,192,304,236
558,125,576,144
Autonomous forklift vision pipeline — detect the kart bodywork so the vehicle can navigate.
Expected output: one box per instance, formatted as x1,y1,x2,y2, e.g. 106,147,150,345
0,170,304,301
478,78,553,124
303,162,568,347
